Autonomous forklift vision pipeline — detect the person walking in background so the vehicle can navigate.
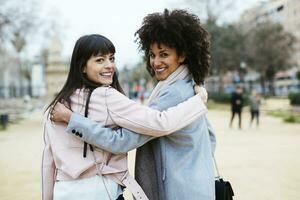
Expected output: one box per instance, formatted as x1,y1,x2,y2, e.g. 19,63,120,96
42,34,208,200
52,9,216,200
249,89,261,128
230,85,244,129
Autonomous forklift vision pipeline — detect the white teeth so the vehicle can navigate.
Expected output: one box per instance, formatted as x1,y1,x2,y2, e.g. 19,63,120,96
101,72,112,76
156,68,166,72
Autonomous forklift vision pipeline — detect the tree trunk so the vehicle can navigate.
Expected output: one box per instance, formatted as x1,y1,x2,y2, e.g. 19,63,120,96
218,73,224,94
260,75,266,96
268,79,275,96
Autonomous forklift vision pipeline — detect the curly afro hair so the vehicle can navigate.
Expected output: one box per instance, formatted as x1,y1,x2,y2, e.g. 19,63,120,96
135,9,210,84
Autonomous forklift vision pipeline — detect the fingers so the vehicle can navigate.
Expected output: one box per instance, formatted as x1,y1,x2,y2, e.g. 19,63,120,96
49,102,61,122
50,110,55,122
194,85,208,103
193,85,201,94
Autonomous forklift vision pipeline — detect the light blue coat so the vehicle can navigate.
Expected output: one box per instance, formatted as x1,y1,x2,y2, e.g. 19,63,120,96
66,78,216,200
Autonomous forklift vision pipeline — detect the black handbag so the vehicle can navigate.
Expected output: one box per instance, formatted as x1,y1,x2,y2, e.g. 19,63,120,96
214,157,234,200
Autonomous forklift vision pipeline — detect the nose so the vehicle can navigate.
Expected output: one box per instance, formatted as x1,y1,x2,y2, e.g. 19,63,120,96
105,60,114,69
153,57,162,68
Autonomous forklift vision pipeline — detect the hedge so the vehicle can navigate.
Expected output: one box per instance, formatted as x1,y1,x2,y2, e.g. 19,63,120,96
288,93,300,105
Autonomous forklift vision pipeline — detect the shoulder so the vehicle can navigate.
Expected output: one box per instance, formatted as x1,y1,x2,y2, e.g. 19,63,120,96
92,86,108,97
92,86,125,98
91,86,131,108
149,79,194,110
163,79,194,99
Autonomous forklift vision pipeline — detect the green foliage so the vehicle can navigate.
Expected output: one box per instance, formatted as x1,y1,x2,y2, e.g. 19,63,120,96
209,92,231,103
268,110,300,124
205,18,246,75
209,92,250,106
284,115,296,123
288,93,300,105
296,71,300,81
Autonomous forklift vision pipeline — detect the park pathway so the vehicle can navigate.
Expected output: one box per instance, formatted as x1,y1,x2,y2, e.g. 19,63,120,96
0,107,299,200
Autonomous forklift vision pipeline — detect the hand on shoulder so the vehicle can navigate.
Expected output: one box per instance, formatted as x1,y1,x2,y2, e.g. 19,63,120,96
194,85,208,103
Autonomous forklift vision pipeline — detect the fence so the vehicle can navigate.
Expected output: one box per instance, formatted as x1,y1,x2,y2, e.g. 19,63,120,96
0,86,46,98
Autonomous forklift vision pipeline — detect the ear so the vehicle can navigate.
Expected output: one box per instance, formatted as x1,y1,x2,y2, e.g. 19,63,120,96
178,54,186,64
83,65,87,73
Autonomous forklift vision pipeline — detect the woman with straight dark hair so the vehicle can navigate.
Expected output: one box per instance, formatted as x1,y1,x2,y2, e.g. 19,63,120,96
42,34,208,200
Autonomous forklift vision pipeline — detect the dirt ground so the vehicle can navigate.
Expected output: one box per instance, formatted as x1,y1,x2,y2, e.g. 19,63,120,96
0,107,299,200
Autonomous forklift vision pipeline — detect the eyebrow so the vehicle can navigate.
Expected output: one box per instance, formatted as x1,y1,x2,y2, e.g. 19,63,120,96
149,49,168,52
94,54,104,58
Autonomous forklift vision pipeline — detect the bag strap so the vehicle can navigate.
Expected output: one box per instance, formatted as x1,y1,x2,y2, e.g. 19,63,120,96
83,88,94,157
213,155,221,178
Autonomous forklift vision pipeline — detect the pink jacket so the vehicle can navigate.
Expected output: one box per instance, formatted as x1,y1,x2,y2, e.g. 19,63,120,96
42,86,207,200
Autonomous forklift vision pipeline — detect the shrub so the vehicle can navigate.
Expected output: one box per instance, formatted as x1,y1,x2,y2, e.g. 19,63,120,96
209,92,250,105
284,115,296,123
288,93,300,105
209,93,231,103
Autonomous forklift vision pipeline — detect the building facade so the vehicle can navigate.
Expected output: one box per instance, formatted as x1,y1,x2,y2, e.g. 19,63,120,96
241,0,300,68
240,0,300,95
45,36,69,99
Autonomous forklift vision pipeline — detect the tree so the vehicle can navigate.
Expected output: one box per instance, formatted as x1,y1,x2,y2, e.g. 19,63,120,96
245,20,295,95
183,0,236,23
0,0,43,96
204,18,246,91
0,0,40,50
297,71,300,81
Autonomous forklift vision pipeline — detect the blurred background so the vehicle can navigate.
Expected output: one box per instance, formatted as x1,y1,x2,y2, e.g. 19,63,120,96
0,0,299,199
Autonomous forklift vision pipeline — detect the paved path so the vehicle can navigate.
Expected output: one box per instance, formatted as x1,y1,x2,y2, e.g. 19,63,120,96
0,108,299,200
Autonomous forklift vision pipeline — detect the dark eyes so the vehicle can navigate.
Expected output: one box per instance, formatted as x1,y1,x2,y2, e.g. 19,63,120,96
149,53,155,59
109,56,115,62
96,56,115,63
161,53,168,57
96,58,105,63
149,52,168,59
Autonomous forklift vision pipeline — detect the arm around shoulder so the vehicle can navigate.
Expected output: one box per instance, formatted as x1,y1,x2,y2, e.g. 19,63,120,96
104,87,207,136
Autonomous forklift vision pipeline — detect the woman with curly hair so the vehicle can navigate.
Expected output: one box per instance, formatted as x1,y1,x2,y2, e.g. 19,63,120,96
52,9,216,200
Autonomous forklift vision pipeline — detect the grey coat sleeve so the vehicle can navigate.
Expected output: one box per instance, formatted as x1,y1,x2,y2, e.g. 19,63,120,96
66,113,153,154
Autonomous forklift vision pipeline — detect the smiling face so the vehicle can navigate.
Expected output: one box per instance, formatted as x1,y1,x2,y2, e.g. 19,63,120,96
149,43,185,81
84,53,115,85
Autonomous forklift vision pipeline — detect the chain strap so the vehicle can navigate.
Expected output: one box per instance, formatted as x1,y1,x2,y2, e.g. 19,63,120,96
84,88,113,200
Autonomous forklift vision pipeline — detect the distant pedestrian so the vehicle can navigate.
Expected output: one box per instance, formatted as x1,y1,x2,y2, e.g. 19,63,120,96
230,85,244,129
139,92,145,104
249,89,261,128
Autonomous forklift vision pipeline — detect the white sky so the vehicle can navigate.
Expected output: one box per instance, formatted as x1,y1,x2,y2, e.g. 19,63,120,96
37,0,261,69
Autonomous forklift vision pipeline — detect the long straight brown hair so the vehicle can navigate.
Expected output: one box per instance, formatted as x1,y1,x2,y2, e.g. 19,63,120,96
46,34,124,115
